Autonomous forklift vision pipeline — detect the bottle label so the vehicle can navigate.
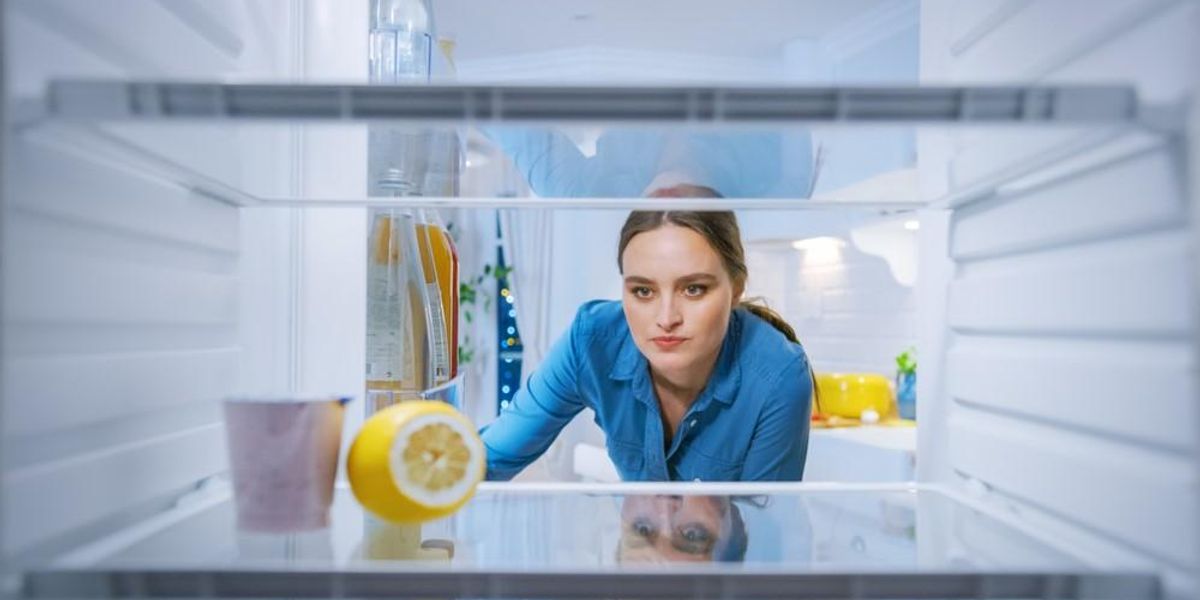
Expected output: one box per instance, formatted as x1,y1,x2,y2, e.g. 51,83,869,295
425,282,451,384
366,259,415,387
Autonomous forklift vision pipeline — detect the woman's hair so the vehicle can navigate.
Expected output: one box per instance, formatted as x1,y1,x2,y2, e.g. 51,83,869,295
715,500,748,562
617,210,798,344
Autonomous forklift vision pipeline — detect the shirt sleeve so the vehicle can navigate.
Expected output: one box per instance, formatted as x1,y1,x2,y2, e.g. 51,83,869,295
652,131,788,198
482,128,679,198
479,309,589,480
740,354,814,481
483,127,589,197
483,127,807,199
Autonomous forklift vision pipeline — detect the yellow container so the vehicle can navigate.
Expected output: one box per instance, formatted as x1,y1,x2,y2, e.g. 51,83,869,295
814,373,894,419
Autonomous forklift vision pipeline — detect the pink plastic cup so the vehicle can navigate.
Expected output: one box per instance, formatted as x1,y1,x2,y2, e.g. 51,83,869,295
222,396,350,532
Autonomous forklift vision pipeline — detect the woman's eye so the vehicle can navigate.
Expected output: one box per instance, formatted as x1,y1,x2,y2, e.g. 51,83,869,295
631,286,653,299
671,523,716,555
683,284,707,297
632,519,657,539
678,524,713,544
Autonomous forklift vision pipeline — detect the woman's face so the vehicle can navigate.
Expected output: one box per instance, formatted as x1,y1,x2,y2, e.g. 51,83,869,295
618,495,729,563
621,224,740,379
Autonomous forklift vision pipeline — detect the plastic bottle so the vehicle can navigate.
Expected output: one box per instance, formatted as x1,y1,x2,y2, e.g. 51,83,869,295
369,0,434,196
365,205,432,410
369,0,432,83
414,210,459,381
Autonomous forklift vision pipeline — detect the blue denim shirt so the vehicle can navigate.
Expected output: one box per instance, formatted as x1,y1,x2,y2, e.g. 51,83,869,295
481,300,813,481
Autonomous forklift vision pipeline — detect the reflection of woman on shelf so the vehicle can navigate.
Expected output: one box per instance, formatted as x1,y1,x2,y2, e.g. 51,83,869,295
617,495,747,563
484,127,812,198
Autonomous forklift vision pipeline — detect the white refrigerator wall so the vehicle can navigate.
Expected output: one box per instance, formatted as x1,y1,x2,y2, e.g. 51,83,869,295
919,0,1199,594
1,0,300,563
289,1,368,470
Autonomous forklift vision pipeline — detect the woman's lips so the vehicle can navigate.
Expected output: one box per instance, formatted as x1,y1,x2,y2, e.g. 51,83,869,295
652,336,687,350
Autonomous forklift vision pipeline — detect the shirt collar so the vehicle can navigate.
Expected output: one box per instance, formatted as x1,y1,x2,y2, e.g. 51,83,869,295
609,329,641,381
608,311,743,406
609,336,655,408
707,310,742,406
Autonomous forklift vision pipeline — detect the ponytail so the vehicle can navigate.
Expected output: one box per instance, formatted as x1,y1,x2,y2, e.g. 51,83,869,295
737,299,797,343
739,297,821,414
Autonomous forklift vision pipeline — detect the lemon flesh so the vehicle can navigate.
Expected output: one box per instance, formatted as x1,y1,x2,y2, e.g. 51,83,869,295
348,401,484,524
404,422,472,490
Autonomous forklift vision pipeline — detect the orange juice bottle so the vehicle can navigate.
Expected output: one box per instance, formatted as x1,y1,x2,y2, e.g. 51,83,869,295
414,212,457,385
366,209,432,408
445,230,459,378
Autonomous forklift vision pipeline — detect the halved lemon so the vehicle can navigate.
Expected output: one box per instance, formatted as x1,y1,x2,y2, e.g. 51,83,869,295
347,401,485,524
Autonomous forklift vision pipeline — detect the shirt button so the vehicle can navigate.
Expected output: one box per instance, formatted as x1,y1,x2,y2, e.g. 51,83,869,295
689,418,698,428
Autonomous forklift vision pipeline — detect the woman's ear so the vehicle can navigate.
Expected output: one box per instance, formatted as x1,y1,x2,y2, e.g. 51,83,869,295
731,282,745,307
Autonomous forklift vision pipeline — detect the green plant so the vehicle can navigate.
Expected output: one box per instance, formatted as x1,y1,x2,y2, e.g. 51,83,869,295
457,262,514,367
895,347,917,376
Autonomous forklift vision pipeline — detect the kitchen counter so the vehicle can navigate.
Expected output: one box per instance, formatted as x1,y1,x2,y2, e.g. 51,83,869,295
805,425,917,482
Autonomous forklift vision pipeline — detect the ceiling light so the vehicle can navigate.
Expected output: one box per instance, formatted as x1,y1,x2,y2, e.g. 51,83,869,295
791,236,846,251
792,236,846,266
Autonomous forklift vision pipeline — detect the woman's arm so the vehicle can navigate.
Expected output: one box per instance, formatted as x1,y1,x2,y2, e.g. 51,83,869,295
482,128,658,197
740,355,814,481
478,310,589,480
484,127,590,197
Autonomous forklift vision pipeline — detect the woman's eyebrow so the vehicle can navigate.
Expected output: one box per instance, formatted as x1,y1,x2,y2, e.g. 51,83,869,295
624,273,718,285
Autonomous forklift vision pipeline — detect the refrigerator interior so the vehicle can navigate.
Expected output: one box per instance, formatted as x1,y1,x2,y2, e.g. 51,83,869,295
2,0,1197,598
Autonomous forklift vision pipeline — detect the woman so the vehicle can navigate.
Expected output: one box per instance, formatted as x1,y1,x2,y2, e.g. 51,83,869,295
480,209,813,481
617,494,747,563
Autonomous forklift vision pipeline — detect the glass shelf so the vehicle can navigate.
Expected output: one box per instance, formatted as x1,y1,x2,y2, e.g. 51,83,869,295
21,483,1160,599
44,81,1137,124
13,80,1164,210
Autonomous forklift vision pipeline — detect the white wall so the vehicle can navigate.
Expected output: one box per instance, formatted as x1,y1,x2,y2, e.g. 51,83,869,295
745,223,917,377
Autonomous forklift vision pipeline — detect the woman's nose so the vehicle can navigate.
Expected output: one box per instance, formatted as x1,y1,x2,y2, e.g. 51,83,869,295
656,297,682,331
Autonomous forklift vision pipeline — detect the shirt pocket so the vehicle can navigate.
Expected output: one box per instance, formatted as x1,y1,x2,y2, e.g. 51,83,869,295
605,441,645,481
673,448,743,482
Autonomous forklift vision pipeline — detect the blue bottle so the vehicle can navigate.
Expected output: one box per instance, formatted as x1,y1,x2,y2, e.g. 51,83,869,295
896,371,916,420
894,348,917,420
